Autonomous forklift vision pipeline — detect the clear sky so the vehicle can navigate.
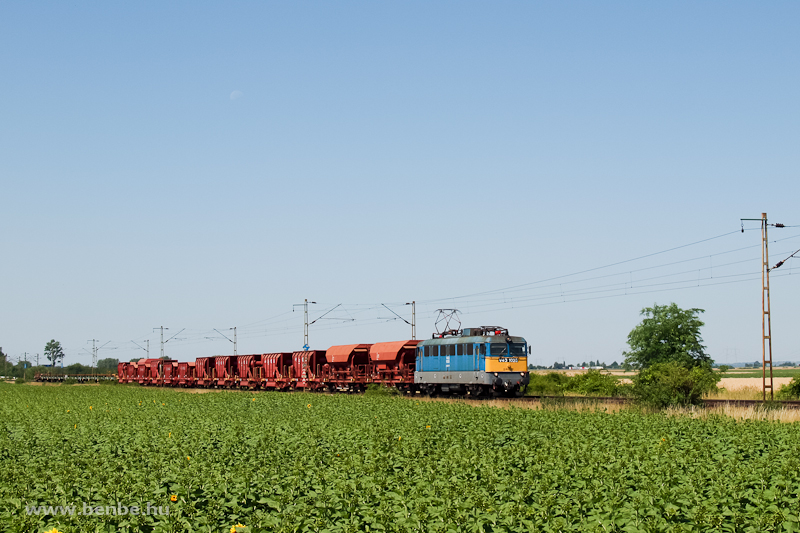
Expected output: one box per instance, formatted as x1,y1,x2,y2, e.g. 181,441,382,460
2,1,799,368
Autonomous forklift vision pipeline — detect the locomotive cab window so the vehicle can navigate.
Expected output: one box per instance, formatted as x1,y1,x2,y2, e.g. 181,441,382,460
490,343,508,356
510,343,526,356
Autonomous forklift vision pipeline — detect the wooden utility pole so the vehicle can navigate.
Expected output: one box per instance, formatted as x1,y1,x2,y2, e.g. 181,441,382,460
742,213,774,400
760,213,774,401
741,212,780,400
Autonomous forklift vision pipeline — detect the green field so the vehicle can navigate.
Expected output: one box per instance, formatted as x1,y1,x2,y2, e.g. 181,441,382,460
2,384,800,532
724,368,800,378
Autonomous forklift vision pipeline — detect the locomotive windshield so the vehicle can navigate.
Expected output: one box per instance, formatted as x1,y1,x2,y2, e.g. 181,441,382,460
489,343,508,356
489,343,526,356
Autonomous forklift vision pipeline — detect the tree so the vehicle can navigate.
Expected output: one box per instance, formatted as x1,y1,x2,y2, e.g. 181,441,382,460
65,363,90,374
623,303,711,369
631,361,720,407
97,358,119,372
44,340,65,367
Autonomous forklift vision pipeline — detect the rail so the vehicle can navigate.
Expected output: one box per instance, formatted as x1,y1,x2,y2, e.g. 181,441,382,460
511,395,800,408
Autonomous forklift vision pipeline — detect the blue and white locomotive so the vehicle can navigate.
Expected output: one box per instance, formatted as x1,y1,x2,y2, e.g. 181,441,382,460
414,326,530,396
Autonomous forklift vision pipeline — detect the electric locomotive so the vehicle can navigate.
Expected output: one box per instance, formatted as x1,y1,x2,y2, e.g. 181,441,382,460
414,326,530,396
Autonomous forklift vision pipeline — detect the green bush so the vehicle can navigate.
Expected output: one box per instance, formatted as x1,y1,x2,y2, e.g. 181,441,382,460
526,372,571,395
567,370,621,396
776,375,800,400
631,361,720,408
62,378,77,386
14,379,26,385
364,383,398,396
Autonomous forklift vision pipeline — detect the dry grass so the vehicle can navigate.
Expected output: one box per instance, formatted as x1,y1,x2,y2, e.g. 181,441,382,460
718,377,793,391
706,385,764,401
666,403,800,423
410,396,628,413
411,395,800,422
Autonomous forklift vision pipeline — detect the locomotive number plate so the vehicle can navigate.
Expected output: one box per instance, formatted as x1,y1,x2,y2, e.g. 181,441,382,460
498,357,519,363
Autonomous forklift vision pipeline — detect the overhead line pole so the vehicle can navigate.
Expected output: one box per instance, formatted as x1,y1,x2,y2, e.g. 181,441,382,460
131,340,150,359
293,300,317,351
409,301,416,340
741,212,787,401
153,327,187,359
761,213,773,401
212,328,237,356
154,327,167,358
87,339,98,374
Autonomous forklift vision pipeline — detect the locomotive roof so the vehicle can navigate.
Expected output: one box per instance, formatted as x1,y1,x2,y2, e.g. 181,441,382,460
419,334,526,345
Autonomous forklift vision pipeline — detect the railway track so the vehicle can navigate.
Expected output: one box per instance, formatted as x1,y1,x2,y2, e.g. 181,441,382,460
509,395,800,408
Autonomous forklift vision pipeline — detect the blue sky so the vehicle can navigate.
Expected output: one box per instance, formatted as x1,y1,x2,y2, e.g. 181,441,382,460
2,2,799,367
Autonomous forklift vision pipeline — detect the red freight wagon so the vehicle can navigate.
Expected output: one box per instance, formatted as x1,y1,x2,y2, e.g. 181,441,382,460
195,357,212,387
260,353,292,390
214,355,237,388
291,350,327,390
125,362,138,383
137,359,158,384
370,340,420,387
236,355,261,389
163,362,179,386
147,359,176,386
176,361,195,387
117,362,128,384
324,344,372,390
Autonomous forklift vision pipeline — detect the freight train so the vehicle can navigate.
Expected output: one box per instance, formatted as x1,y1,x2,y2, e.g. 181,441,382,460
116,326,530,396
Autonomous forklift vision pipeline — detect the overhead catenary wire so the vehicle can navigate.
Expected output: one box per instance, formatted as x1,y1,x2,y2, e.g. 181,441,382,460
772,248,800,271
418,229,744,304
66,226,800,360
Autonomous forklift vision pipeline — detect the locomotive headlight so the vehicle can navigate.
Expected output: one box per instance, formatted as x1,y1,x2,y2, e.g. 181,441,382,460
493,373,498,377
520,372,525,376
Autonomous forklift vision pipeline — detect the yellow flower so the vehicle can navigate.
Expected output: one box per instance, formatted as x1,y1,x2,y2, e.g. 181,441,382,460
162,403,165,406
186,456,190,461
426,425,431,429
170,494,178,502
307,404,311,408
168,432,171,438
89,406,92,410
230,524,247,533
398,436,402,441
66,410,70,413
43,529,62,533
252,398,256,402
74,424,76,429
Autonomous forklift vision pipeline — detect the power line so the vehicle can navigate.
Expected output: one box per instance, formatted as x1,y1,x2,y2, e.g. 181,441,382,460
419,229,744,304
62,227,800,354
